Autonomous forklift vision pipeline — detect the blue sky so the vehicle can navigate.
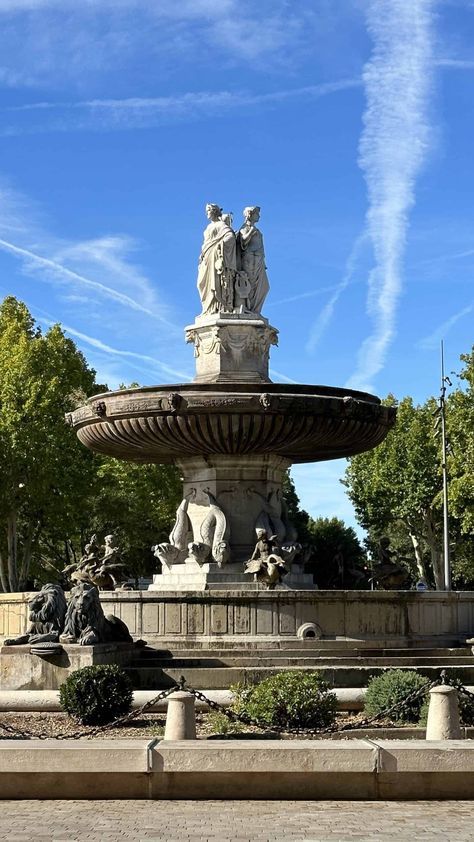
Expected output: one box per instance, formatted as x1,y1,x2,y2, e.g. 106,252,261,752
0,0,473,535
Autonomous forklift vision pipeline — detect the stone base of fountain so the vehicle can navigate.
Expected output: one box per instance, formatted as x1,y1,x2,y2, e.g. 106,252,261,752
148,560,315,592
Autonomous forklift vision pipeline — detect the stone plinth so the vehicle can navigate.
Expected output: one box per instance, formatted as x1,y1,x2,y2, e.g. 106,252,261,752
149,559,315,592
0,642,137,690
185,313,278,383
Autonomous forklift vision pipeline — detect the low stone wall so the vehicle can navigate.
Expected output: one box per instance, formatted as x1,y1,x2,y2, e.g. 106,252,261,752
1,589,473,643
1,738,474,800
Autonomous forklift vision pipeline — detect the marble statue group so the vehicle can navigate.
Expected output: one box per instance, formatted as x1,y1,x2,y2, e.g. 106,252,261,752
197,203,270,316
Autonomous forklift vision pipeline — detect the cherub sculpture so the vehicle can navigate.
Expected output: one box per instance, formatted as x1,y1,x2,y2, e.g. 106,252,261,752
245,529,288,589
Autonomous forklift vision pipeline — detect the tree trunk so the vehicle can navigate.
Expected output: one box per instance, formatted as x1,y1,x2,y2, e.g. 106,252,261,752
0,549,8,593
6,510,18,592
18,520,35,591
408,528,429,583
424,508,444,590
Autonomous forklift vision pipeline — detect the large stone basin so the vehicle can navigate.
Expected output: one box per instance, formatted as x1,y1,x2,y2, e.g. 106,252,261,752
68,382,395,464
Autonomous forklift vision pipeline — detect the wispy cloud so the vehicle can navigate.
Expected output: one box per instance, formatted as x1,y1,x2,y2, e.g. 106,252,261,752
306,232,368,353
0,180,178,330
268,282,350,308
0,237,161,319
2,79,360,135
0,1,343,92
42,319,191,382
436,58,474,69
418,302,474,351
346,0,436,393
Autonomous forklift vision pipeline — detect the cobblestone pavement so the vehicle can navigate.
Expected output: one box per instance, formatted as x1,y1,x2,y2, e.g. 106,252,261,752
1,801,474,841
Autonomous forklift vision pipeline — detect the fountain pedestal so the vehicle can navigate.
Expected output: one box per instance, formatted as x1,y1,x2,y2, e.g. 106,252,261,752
185,312,278,383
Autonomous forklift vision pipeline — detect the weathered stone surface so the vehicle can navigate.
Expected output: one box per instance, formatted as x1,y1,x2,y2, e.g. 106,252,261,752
70,383,395,464
186,315,278,383
163,691,196,740
2,589,474,644
426,685,462,740
0,642,136,690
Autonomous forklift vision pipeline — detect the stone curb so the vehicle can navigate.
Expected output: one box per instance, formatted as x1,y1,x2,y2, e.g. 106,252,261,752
1,739,474,800
0,687,368,711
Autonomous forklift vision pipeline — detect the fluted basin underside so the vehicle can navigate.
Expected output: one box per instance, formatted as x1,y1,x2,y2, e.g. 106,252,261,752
69,383,396,464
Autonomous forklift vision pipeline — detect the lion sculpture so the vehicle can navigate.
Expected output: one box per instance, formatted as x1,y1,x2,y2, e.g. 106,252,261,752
4,583,67,646
60,581,133,646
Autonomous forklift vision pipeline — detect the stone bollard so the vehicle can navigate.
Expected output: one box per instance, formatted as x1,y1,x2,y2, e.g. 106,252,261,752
163,691,197,740
425,685,462,740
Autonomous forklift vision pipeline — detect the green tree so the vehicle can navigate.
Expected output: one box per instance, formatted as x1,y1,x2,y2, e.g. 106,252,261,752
87,458,181,579
282,471,310,541
304,516,366,588
448,346,474,536
0,297,101,591
344,396,444,588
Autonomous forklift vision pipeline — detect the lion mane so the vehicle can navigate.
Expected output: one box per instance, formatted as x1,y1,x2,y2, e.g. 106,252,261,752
61,581,133,646
4,583,67,646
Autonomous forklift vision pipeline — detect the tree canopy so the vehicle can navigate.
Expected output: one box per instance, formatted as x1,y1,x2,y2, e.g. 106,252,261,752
0,297,103,590
343,346,474,590
0,297,180,590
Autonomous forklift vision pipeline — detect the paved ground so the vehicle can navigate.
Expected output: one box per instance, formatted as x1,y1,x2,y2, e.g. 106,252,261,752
0,801,474,841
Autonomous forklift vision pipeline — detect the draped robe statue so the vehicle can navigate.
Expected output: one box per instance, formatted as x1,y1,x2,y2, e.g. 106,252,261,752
197,204,237,315
236,206,269,315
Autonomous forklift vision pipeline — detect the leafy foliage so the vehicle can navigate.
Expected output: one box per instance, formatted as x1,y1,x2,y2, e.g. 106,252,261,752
344,347,474,589
282,471,310,541
231,671,337,730
344,396,444,588
305,516,367,588
364,669,429,723
87,458,181,579
0,297,102,590
59,664,133,725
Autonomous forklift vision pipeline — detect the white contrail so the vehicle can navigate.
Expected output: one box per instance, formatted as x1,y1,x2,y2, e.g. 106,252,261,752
0,237,172,324
269,368,299,384
418,302,474,351
42,320,192,382
306,232,368,353
346,0,436,392
2,80,360,133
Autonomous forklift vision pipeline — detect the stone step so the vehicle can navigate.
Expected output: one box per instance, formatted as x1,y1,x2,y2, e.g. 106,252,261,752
125,663,474,690
132,655,474,669
135,646,472,661
150,636,466,651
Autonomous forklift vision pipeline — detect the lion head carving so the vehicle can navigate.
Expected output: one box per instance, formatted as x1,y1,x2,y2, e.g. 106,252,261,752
4,583,67,646
61,581,133,646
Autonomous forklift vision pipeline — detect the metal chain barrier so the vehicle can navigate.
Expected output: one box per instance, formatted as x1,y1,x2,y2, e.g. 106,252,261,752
1,669,473,741
0,682,180,741
182,676,439,737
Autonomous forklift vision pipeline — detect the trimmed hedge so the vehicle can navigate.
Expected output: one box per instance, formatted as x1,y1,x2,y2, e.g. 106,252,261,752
59,664,133,725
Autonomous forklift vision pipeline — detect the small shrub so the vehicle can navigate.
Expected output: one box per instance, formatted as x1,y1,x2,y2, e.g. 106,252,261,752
231,671,337,730
207,710,243,735
59,664,133,725
364,670,429,724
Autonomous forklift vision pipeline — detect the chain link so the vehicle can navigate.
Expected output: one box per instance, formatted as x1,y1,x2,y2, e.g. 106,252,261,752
0,670,473,741
0,683,180,741
183,676,438,736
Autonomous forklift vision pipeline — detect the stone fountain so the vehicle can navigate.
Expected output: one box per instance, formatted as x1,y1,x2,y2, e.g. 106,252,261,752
68,203,396,592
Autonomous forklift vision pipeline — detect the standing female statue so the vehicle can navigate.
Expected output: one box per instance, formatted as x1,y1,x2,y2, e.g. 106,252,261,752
236,206,269,315
197,204,237,315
